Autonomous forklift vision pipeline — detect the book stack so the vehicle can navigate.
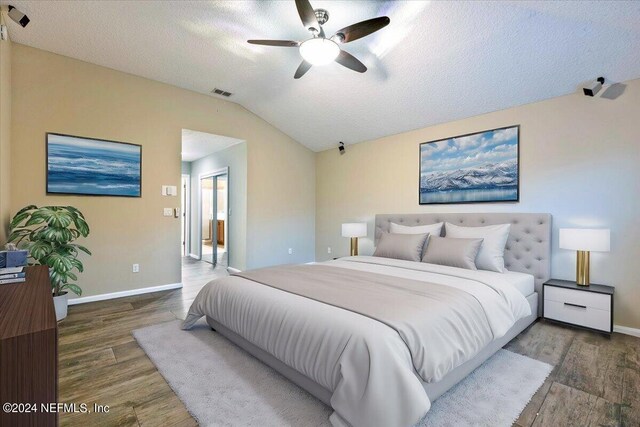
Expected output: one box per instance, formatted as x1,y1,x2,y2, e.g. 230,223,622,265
0,266,26,285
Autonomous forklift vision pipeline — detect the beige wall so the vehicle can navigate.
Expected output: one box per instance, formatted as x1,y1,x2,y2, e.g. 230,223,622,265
316,79,640,329
10,43,315,300
0,33,10,242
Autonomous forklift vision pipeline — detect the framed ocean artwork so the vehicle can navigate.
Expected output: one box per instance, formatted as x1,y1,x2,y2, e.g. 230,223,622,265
46,133,142,197
419,125,519,204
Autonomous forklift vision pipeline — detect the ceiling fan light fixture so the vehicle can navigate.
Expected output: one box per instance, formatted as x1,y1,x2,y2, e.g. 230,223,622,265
299,38,340,66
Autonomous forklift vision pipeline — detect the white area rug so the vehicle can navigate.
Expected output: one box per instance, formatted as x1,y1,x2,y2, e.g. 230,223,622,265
133,320,552,427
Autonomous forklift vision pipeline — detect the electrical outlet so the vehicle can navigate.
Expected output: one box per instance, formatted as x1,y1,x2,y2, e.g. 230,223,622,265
288,248,293,255
163,208,173,217
132,264,140,273
327,247,332,254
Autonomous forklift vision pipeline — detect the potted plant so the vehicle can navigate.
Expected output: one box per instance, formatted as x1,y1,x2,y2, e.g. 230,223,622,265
8,205,91,321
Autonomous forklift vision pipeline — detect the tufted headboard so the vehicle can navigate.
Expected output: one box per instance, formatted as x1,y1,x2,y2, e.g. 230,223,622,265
375,213,552,313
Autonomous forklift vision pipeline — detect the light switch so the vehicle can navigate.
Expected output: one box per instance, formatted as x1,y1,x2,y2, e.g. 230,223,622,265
162,185,178,196
163,208,173,217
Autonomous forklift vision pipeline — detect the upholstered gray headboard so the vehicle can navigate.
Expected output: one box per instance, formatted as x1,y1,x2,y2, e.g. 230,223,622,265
375,213,552,311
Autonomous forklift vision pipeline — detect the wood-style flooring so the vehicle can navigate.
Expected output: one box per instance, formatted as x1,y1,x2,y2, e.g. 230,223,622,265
58,259,640,426
58,257,226,426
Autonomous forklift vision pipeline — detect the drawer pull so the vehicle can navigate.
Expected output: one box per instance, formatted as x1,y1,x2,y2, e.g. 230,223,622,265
564,302,587,309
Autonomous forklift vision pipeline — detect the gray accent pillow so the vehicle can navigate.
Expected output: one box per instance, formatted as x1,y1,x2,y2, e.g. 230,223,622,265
421,236,484,270
373,232,429,262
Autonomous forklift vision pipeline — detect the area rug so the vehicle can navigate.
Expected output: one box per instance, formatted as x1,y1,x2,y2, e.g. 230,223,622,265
133,320,552,427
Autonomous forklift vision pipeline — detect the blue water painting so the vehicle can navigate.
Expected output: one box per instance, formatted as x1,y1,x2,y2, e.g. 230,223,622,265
420,126,519,204
47,134,141,197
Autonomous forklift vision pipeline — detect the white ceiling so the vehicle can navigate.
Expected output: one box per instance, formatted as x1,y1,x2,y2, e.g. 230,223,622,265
181,129,243,162
3,1,640,152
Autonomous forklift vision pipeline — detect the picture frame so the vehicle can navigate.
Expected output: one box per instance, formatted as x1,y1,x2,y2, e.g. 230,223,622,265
419,125,519,205
46,132,142,197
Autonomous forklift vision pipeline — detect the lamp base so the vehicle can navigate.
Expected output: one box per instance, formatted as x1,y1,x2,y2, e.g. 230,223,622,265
576,250,590,286
350,237,358,256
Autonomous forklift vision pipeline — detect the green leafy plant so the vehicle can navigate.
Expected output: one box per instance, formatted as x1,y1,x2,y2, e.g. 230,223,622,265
8,205,91,297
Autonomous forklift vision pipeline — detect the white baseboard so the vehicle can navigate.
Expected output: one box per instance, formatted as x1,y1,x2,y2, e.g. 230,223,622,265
613,324,640,338
227,266,241,274
68,282,183,305
189,253,200,260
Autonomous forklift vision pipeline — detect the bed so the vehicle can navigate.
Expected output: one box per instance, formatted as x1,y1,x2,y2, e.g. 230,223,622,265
183,213,552,427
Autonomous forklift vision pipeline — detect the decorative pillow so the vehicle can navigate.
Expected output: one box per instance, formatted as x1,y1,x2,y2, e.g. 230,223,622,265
389,222,443,257
444,222,511,273
421,236,484,270
390,222,444,237
373,232,429,262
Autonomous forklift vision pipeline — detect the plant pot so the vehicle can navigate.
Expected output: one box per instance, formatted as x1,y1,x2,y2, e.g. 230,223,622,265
53,292,69,321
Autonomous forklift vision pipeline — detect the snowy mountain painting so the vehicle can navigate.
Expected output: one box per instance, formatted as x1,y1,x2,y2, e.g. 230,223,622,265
419,126,519,204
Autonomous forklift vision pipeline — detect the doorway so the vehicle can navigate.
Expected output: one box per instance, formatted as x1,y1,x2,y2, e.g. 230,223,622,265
199,168,229,267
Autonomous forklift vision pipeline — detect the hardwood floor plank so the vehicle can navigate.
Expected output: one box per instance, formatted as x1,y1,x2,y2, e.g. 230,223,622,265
112,341,146,363
583,397,623,427
62,301,136,322
60,404,139,427
514,378,553,427
556,338,626,402
59,347,117,376
134,392,197,427
532,382,611,427
505,320,576,366
623,355,640,402
60,354,159,401
621,404,640,427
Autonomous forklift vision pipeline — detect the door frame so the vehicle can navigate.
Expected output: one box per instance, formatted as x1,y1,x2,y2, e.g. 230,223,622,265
181,174,191,257
197,167,229,264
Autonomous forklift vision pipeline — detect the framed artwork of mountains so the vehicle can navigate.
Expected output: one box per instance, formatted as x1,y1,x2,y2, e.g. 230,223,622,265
419,125,519,204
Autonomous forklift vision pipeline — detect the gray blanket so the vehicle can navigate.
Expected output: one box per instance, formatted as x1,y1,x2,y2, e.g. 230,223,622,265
235,264,493,382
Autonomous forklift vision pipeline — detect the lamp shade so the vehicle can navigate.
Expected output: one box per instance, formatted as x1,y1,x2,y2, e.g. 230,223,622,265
559,228,610,252
342,223,367,238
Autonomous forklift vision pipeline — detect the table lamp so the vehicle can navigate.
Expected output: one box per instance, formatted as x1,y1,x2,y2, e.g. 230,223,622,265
342,223,367,256
559,228,610,286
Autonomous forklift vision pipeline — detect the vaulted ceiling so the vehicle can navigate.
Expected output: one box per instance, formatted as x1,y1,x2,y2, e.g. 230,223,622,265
3,1,640,151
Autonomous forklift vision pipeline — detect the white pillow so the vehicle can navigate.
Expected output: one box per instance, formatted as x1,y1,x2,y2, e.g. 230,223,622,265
390,222,444,237
444,222,511,273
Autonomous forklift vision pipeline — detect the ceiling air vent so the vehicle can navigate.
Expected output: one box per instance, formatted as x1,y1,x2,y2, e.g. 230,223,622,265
212,88,233,97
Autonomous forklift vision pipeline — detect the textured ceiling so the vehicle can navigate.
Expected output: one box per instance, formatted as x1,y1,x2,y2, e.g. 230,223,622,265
181,129,244,162
2,1,640,151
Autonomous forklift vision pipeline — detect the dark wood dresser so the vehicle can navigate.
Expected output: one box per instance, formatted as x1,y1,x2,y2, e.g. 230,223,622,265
0,266,58,426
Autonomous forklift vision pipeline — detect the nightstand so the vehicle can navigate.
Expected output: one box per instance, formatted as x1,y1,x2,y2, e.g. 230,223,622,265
543,279,614,334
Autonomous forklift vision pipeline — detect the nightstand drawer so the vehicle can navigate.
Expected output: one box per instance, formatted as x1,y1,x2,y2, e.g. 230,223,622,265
544,300,611,332
544,286,611,311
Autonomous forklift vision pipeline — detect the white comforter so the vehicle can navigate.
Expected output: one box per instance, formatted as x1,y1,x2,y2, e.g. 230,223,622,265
183,256,531,427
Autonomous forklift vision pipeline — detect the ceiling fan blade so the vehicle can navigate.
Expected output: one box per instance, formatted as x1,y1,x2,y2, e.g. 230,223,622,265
295,0,319,32
247,40,300,47
335,50,367,73
334,16,390,43
294,60,312,79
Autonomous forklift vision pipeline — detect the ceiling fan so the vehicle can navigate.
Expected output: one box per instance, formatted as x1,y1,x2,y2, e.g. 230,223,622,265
248,0,390,79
